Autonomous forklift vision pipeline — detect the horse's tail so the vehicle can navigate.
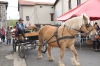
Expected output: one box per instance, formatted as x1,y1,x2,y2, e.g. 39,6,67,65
38,26,44,45
38,25,50,44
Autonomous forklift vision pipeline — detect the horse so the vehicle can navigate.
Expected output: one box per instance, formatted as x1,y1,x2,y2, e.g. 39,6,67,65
38,14,97,66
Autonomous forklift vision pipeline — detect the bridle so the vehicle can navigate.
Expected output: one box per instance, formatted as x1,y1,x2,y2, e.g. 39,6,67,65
84,23,94,34
63,20,94,36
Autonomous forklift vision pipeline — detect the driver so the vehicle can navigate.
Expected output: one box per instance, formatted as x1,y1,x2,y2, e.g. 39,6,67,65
16,18,27,40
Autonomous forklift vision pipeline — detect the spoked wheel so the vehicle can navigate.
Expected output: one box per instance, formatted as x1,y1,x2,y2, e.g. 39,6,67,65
31,41,37,49
41,45,47,53
12,39,16,52
18,44,20,55
19,44,25,58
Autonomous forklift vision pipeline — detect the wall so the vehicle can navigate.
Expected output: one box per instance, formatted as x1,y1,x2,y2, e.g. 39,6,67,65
81,0,87,3
34,5,54,25
0,4,7,27
21,5,35,26
54,0,63,24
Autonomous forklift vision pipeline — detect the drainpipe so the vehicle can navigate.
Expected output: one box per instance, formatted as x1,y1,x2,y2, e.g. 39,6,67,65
61,0,64,23
62,0,64,14
21,6,23,19
20,5,23,18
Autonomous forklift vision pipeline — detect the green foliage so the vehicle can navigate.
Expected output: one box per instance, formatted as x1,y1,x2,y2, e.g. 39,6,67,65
7,19,18,27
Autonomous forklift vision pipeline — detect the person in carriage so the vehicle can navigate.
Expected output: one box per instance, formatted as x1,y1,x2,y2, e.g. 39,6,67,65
16,18,27,41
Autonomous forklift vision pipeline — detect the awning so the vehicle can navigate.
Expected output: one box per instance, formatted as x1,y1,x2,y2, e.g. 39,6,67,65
56,0,100,21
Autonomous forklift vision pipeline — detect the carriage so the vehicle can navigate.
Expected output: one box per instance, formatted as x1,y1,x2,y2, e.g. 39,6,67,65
12,25,47,58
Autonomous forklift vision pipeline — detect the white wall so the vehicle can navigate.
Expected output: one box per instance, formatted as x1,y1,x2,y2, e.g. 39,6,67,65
54,0,63,24
71,0,77,9
81,0,87,3
34,5,54,25
63,0,68,13
21,5,35,26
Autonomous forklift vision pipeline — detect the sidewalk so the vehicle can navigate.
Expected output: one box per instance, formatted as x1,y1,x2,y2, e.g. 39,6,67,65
0,42,27,66
0,42,13,66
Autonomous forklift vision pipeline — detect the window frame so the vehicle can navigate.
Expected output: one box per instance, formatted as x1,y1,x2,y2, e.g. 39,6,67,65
77,0,81,6
26,16,29,21
68,0,71,10
50,13,54,21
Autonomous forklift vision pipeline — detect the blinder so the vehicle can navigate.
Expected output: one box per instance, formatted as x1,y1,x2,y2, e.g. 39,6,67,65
85,23,90,28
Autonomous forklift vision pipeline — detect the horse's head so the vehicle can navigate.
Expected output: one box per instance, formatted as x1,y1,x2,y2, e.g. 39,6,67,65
80,14,97,36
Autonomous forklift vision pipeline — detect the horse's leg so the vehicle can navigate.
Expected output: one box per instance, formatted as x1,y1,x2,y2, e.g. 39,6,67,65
58,44,66,66
47,45,54,61
69,44,80,66
38,36,43,58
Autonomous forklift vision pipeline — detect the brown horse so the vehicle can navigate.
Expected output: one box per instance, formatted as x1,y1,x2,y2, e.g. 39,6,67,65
38,14,97,66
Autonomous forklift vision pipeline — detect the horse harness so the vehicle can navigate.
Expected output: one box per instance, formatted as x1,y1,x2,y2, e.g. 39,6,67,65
43,23,94,48
44,26,75,48
53,26,75,47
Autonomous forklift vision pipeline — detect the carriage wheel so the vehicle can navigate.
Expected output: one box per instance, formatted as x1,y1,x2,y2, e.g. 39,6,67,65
33,41,37,49
41,45,47,53
18,45,20,55
12,39,16,52
19,44,25,58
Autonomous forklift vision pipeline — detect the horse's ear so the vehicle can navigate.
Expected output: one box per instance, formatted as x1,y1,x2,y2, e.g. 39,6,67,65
83,14,87,21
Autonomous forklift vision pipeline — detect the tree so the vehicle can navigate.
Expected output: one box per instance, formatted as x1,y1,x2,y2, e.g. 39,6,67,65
7,19,17,28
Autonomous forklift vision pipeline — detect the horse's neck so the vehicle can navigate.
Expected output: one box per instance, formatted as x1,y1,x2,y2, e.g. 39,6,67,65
59,26,79,36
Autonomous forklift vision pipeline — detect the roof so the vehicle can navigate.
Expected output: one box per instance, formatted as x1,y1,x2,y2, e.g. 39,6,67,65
18,0,54,6
56,0,100,21
0,1,8,10
18,0,35,6
35,2,54,5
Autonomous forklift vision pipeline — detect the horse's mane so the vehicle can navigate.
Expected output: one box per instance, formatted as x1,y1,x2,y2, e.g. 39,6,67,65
64,14,90,29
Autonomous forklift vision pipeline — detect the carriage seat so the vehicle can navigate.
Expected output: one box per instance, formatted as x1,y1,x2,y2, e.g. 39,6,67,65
27,25,37,30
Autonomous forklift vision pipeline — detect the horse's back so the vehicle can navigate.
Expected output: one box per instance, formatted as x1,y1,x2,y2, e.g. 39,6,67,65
39,25,56,33
39,25,57,39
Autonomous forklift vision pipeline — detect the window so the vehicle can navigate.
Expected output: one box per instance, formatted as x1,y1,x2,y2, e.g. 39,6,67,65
40,6,42,8
51,7,53,8
3,19,5,22
0,14,1,18
50,13,54,21
26,16,29,21
68,0,71,10
0,19,2,22
77,0,81,6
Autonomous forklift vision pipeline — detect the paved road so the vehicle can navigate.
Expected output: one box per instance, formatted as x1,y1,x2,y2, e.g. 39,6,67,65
0,42,13,66
0,42,26,66
0,41,100,66
25,45,100,66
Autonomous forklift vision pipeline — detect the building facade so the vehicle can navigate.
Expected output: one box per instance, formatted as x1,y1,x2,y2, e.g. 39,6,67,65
18,0,55,26
0,1,8,28
54,0,87,24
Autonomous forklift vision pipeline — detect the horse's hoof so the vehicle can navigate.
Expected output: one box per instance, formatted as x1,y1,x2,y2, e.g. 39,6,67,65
49,57,55,61
58,63,65,66
48,57,55,61
38,55,42,59
76,62,80,66
71,58,80,66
